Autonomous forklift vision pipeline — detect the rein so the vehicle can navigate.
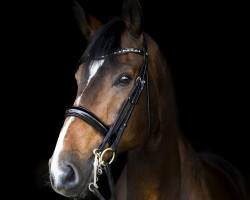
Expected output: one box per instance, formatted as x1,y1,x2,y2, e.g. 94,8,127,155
65,36,149,200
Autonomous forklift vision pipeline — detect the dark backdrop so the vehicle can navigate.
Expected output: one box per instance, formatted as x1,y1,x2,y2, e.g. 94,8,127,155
4,0,248,199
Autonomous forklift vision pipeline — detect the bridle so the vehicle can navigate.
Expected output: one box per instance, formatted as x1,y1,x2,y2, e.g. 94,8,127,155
64,35,149,200
65,35,149,200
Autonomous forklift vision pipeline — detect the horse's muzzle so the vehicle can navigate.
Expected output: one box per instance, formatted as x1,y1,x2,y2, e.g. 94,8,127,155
48,155,93,198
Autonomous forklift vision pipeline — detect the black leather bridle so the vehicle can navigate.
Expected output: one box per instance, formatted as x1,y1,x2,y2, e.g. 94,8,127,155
64,36,149,200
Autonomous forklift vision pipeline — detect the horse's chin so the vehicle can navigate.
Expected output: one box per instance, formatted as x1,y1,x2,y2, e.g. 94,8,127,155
75,175,94,199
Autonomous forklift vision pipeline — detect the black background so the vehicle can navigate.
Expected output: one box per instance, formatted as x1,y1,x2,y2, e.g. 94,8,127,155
4,0,249,199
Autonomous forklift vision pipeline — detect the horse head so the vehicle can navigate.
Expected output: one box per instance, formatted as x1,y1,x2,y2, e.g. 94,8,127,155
48,0,170,198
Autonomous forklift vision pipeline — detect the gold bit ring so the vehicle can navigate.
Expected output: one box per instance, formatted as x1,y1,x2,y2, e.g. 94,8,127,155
99,148,116,165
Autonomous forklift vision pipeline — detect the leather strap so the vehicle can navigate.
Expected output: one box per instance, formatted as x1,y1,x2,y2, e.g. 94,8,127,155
65,106,109,136
104,164,116,200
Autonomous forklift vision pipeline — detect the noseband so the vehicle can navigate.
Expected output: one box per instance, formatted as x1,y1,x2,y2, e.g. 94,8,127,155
65,36,149,200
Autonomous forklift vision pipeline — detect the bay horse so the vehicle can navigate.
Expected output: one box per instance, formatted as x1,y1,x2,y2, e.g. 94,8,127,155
48,0,249,199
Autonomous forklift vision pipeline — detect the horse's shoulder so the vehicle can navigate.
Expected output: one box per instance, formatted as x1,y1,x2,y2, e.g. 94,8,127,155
197,150,249,200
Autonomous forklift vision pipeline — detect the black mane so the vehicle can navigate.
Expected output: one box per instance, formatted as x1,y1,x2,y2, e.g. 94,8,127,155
81,19,126,66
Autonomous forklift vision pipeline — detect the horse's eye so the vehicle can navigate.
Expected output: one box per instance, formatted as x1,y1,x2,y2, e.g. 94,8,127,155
117,74,132,85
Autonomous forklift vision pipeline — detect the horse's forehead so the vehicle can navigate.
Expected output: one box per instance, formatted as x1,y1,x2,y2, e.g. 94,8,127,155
88,59,104,80
83,59,107,88
121,31,143,48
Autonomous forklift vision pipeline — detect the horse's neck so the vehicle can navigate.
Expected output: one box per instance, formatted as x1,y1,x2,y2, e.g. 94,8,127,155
115,128,210,200
127,125,182,200
118,120,210,200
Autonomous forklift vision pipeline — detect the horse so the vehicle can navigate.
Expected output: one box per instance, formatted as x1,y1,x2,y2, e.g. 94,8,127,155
48,0,249,199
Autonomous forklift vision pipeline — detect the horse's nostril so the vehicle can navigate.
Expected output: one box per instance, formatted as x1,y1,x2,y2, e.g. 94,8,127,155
49,163,80,192
60,164,79,189
66,166,76,183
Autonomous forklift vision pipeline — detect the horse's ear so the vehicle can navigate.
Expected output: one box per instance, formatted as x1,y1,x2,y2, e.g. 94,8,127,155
122,0,142,38
73,0,102,40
